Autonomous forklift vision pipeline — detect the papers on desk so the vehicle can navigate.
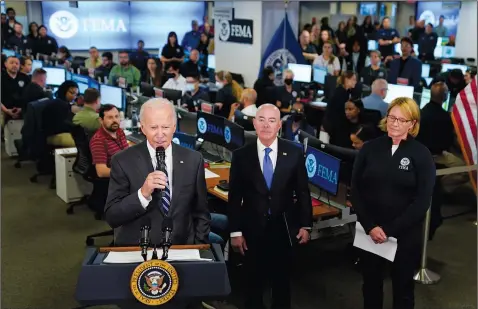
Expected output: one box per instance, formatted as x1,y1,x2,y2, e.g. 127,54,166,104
103,249,211,264
205,168,220,179
353,222,398,262
54,147,77,155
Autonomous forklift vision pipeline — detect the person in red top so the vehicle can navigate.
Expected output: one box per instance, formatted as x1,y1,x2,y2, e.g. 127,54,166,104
89,104,129,219
90,104,129,178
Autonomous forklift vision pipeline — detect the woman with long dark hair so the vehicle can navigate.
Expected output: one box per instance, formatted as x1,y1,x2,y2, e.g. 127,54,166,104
160,31,184,66
27,22,39,40
141,58,163,88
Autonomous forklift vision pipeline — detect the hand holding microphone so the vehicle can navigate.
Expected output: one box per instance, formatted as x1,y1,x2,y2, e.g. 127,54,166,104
140,171,168,199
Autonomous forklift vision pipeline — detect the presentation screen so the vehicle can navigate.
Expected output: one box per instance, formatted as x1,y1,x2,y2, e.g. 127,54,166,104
416,1,461,36
305,146,341,196
384,84,414,104
41,1,205,50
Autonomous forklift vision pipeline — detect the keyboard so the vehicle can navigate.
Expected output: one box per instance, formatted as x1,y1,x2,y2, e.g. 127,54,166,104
126,132,146,144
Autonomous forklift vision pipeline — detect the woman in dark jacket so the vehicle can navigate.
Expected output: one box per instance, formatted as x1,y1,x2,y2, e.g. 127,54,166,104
361,16,374,38
33,25,58,57
253,66,275,106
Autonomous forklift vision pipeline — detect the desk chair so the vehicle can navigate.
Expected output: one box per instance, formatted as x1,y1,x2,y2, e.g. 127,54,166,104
234,110,255,131
69,125,114,246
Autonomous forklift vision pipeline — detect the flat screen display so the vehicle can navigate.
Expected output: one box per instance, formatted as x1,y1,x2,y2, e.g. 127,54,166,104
422,64,430,78
44,67,66,86
100,84,124,109
416,1,461,36
384,84,414,104
288,63,312,83
305,146,341,195
313,66,327,84
441,63,467,74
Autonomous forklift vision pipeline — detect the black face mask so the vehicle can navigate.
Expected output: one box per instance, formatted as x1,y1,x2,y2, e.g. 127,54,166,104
292,112,304,122
284,78,293,86
166,72,176,79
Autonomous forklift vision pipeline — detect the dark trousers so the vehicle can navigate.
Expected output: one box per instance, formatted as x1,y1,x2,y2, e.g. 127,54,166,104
243,217,293,309
89,178,110,215
361,239,421,309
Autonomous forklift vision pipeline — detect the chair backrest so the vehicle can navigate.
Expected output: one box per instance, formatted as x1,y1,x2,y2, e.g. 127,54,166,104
70,124,95,179
234,110,255,131
21,98,54,160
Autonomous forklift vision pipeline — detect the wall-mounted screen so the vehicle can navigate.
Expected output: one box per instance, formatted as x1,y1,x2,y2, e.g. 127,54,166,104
416,1,461,36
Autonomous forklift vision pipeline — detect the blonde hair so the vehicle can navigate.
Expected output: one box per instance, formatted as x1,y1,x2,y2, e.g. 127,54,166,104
241,88,257,104
379,97,421,137
323,41,336,65
216,70,243,101
283,69,294,81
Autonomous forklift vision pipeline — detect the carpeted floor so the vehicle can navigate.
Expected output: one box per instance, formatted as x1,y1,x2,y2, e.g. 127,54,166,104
1,151,477,309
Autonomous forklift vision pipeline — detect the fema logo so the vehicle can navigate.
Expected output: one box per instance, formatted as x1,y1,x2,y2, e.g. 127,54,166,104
218,20,231,42
305,154,317,178
419,10,436,26
224,126,231,143
172,137,180,145
265,49,297,86
197,117,207,134
49,10,79,39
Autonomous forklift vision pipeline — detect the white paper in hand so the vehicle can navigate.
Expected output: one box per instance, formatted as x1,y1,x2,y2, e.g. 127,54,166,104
353,222,398,262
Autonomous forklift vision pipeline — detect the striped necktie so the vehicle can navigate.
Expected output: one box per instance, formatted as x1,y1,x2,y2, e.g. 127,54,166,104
156,155,171,215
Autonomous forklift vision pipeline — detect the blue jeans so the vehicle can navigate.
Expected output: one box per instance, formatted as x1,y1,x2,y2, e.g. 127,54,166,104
208,213,228,244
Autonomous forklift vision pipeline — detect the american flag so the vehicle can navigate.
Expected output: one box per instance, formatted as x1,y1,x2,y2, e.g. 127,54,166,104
451,77,477,192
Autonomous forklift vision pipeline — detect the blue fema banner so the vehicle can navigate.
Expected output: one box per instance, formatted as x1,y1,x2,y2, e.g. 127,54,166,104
217,18,253,45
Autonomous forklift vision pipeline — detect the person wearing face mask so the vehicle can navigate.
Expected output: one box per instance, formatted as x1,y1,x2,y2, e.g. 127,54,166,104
360,50,388,86
162,61,187,95
181,74,209,112
253,66,275,107
282,102,315,142
214,70,243,119
351,97,435,309
275,69,301,113
73,88,102,135
43,80,79,147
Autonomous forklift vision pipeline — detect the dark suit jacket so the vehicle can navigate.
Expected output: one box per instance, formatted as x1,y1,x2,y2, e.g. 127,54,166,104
228,139,312,245
388,56,422,88
105,141,210,246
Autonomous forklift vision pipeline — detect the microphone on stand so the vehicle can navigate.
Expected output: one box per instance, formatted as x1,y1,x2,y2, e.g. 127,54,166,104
161,217,174,261
140,216,151,261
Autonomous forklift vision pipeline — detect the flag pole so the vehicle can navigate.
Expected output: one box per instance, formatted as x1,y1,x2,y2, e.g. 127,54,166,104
283,0,288,50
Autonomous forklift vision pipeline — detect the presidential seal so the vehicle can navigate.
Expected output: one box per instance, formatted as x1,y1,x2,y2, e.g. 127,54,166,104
130,259,179,306
264,48,297,86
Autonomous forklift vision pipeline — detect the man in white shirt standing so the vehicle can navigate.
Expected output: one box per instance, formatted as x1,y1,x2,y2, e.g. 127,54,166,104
228,104,312,309
162,61,187,95
104,98,210,246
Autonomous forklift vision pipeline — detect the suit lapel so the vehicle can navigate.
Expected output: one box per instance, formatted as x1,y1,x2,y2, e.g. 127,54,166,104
270,139,287,192
171,143,184,215
250,143,269,194
137,141,154,175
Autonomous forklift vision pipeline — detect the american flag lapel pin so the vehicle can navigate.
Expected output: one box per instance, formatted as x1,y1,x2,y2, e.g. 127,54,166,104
180,161,184,164
283,152,287,156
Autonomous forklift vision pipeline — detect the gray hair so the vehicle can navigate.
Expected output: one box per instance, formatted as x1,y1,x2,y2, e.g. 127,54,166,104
139,98,177,124
283,69,294,80
371,78,388,95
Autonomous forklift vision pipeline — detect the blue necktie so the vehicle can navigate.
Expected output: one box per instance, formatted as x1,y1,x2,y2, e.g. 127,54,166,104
263,148,273,189
158,160,171,215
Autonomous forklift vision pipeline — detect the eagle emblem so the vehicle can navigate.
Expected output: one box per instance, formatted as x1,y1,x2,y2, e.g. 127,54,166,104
144,271,167,295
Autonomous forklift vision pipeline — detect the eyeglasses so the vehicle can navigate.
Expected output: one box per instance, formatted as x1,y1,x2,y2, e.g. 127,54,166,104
387,115,411,124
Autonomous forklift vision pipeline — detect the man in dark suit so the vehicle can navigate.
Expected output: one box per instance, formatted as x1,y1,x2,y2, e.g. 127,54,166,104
387,37,422,90
228,104,313,309
105,98,210,246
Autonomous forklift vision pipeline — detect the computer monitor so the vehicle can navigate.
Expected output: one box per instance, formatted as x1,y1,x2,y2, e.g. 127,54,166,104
424,77,433,87
31,60,43,73
66,70,72,81
177,111,197,135
2,49,16,57
313,66,327,84
172,132,196,150
77,82,88,94
422,64,430,78
434,46,443,58
223,118,245,151
196,111,226,147
140,82,155,97
207,54,215,70
442,46,455,58
287,63,312,83
71,73,90,94
304,146,341,196
384,84,414,103
441,63,467,74
160,88,182,105
89,78,99,90
44,67,66,86
100,84,125,110
367,40,377,51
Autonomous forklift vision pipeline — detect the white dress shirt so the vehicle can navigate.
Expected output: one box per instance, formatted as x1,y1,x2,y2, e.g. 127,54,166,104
163,75,187,95
241,104,258,117
138,141,173,208
231,138,278,237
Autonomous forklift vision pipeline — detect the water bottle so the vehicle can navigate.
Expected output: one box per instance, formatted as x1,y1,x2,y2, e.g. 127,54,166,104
131,108,139,132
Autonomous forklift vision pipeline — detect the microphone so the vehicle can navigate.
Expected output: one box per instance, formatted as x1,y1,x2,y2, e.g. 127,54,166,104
161,216,174,260
155,147,165,172
140,216,151,261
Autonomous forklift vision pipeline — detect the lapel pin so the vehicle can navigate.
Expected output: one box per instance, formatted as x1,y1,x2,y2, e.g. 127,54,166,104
283,152,287,156
180,161,184,164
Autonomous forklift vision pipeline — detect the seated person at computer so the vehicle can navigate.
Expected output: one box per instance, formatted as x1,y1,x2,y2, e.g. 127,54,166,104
418,23,438,61
253,66,275,107
73,88,101,135
163,61,187,94
180,49,200,78
387,37,422,89
282,101,315,142
1,56,30,121
464,69,476,85
33,25,58,57
323,71,358,132
362,78,389,117
360,50,388,86
160,31,185,66
214,70,243,119
238,88,258,117
96,52,115,79
313,41,340,76
43,80,79,147
84,46,102,70
275,69,300,113
108,50,141,88
20,68,48,112
141,58,163,88
432,69,467,98
181,73,209,112
350,125,379,150
56,46,73,66
89,104,129,217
